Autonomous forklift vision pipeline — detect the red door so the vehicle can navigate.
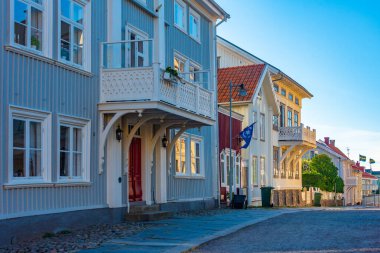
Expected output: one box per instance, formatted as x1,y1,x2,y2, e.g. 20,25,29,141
129,137,142,202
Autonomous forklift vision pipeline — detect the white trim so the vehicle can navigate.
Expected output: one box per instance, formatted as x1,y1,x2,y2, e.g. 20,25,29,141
8,106,52,185
57,114,91,183
125,24,150,68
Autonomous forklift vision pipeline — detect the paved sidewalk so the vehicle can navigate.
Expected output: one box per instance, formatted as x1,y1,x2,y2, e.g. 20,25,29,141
80,208,296,253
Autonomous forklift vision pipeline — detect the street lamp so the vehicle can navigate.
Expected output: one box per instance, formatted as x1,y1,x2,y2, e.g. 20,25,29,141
229,81,247,205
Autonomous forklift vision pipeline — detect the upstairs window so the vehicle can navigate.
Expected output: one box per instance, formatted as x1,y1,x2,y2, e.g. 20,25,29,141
126,27,149,68
294,111,299,126
273,84,279,93
189,8,200,41
174,0,186,31
59,0,90,69
12,0,51,53
295,97,300,105
260,113,265,141
287,109,293,127
281,88,286,97
280,104,285,127
174,55,186,74
288,93,294,101
253,111,258,139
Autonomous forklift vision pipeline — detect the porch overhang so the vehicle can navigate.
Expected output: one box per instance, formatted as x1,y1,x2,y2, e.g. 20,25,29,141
98,101,215,126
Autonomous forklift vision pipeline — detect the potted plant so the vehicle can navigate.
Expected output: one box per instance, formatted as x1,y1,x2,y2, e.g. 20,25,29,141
31,36,40,50
163,66,179,81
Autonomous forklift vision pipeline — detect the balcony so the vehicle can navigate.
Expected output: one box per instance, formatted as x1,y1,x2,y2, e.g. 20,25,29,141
99,40,214,121
345,177,358,187
279,124,316,146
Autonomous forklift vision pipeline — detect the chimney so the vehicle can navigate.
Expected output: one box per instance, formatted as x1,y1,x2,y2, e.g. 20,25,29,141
324,137,330,145
356,161,360,167
330,140,335,146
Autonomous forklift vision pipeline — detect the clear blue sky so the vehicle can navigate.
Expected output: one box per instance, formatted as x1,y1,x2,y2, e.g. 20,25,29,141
216,0,380,170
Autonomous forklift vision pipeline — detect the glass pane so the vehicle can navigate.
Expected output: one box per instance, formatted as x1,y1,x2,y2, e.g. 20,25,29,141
130,41,136,67
61,0,70,18
13,149,25,177
73,3,83,24
60,126,70,151
61,21,70,42
14,0,27,24
73,128,82,152
73,45,83,65
180,139,186,173
29,150,41,177
13,119,25,148
196,143,200,157
31,7,42,29
196,158,200,174
138,41,143,53
61,40,70,61
221,160,225,183
74,27,83,45
174,2,184,28
73,153,82,177
31,28,42,51
32,0,42,4
14,23,27,46
30,121,41,148
60,151,70,176
138,56,144,67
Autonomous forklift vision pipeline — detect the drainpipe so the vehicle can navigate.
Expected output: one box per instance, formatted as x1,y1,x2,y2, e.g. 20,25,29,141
214,16,229,208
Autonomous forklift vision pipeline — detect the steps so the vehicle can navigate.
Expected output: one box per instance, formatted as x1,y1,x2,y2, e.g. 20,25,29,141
125,204,173,222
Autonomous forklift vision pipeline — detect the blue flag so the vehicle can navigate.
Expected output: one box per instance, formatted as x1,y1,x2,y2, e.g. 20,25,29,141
240,123,256,149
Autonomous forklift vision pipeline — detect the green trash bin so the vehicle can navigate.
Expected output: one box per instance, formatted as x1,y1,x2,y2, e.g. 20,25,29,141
261,187,274,207
314,192,322,207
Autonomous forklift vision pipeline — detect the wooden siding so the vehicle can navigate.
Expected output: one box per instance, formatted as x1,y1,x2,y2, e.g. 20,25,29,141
123,0,155,39
0,0,107,219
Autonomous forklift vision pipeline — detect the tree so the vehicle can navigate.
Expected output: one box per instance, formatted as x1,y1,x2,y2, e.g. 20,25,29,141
302,154,344,193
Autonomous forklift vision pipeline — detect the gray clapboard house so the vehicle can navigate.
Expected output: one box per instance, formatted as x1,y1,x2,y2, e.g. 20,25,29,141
0,0,228,243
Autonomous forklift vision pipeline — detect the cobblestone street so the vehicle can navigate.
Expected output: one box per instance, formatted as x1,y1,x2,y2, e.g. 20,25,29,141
193,209,380,253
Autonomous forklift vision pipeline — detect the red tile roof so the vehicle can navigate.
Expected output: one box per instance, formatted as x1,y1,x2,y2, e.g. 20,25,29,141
218,64,266,103
324,137,349,159
362,172,378,180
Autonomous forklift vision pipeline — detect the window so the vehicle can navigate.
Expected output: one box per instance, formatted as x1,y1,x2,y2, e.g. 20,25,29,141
58,115,90,182
273,115,279,131
280,104,285,127
174,54,186,74
260,113,265,141
295,97,299,105
174,0,186,31
273,147,279,178
287,109,292,127
217,56,221,69
189,63,201,83
294,111,299,126
260,157,265,186
175,134,204,177
252,156,258,186
9,107,51,184
288,93,294,101
59,0,90,69
241,160,248,188
175,137,187,174
11,0,52,55
273,84,279,93
189,9,200,41
220,152,226,186
281,88,286,97
253,112,258,139
126,26,149,68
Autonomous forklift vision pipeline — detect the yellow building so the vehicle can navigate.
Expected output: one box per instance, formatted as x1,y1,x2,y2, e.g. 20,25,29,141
217,36,316,206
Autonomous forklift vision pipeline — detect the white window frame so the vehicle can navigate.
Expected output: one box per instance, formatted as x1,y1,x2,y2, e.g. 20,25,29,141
174,0,187,32
8,106,52,185
252,111,258,139
125,25,150,68
260,113,265,141
58,0,91,71
175,133,204,178
220,151,226,187
57,114,91,183
189,8,201,42
9,0,53,57
252,156,258,186
235,154,241,186
175,135,188,176
174,52,203,84
189,61,202,84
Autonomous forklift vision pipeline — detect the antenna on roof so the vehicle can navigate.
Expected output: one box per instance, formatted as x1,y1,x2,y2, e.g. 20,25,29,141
346,147,350,158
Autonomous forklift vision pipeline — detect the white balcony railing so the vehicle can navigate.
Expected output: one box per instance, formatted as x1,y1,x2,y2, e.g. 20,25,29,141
345,177,358,186
279,123,316,145
100,41,214,119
